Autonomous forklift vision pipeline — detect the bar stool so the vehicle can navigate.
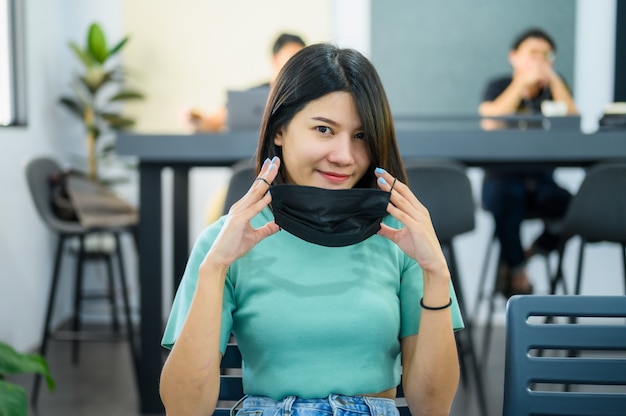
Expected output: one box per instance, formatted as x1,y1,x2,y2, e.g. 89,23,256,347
25,156,139,406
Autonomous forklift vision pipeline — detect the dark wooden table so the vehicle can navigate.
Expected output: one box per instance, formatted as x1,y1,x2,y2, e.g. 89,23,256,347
117,127,626,414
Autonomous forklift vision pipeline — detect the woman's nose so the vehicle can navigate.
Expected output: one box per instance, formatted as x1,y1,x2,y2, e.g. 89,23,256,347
326,135,354,165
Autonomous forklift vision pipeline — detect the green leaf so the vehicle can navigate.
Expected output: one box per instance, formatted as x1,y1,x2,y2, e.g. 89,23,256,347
0,379,27,416
88,23,108,64
108,37,129,57
81,67,110,93
0,342,55,392
109,90,144,101
59,97,85,119
69,42,95,68
101,114,136,129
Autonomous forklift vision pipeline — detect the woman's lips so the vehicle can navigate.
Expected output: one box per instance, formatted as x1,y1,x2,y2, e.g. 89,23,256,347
319,171,350,184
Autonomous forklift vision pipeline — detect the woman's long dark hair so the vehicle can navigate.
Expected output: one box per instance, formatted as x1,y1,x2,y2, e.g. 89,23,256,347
255,43,406,187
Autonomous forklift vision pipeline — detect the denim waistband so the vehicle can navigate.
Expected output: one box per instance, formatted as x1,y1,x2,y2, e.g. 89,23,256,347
234,394,399,416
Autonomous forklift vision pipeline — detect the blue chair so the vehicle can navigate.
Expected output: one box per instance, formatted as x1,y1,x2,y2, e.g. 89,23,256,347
502,295,626,416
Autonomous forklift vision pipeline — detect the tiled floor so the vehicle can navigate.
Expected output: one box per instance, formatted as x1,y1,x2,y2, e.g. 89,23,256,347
10,326,507,416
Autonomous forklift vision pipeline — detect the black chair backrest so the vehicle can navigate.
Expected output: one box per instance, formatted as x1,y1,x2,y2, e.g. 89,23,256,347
503,295,626,416
214,340,411,416
222,159,257,215
561,162,626,243
403,159,475,243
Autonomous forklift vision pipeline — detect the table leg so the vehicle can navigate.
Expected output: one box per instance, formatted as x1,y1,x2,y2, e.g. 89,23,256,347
173,167,190,292
137,163,165,414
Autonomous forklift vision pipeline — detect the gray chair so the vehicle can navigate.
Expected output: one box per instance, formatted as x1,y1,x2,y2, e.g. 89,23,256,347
474,214,558,369
503,295,626,416
25,156,138,405
550,162,626,296
403,159,488,416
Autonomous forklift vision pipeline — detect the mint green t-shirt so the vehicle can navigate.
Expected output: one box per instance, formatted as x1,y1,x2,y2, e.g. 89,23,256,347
162,207,464,400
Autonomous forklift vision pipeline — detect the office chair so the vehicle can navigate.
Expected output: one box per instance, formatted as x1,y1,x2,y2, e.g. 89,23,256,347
549,162,626,297
25,156,138,405
215,338,412,416
221,159,257,215
403,159,489,416
502,295,626,416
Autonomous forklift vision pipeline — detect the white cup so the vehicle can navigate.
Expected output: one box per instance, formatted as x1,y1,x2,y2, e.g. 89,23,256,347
541,100,568,117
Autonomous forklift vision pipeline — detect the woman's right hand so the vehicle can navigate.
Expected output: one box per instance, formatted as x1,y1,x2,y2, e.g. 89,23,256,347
202,157,281,270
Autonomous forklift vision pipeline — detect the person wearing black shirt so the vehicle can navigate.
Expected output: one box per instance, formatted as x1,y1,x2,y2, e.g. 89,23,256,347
478,28,577,297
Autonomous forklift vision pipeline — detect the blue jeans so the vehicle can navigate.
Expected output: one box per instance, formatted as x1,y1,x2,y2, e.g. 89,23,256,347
482,173,571,270
233,395,400,416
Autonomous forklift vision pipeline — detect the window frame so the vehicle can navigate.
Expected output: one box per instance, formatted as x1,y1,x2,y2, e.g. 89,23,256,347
0,0,26,127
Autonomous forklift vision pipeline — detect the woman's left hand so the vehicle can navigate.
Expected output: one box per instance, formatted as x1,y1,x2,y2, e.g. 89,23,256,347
374,168,448,274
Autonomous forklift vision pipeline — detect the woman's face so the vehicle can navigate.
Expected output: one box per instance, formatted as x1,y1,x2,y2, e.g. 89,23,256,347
273,91,371,189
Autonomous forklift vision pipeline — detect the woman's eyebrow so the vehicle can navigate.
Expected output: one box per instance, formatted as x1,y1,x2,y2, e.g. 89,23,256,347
310,116,363,131
310,116,338,126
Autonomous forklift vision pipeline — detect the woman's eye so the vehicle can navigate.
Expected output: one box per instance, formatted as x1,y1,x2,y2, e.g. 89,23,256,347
355,132,366,140
316,126,331,134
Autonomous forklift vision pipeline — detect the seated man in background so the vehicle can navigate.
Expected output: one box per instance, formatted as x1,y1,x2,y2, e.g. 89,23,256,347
478,27,577,297
189,32,306,132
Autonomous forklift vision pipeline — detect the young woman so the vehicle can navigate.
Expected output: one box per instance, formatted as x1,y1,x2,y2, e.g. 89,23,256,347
160,43,464,416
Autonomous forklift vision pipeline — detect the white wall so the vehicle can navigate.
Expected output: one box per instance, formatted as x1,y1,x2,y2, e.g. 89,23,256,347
122,0,333,134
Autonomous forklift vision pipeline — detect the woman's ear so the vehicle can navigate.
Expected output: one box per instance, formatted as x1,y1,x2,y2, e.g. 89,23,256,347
274,127,284,146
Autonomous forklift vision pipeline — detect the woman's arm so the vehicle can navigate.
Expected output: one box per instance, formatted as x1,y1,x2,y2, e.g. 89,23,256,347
160,158,281,416
160,262,228,416
400,268,459,416
374,168,460,415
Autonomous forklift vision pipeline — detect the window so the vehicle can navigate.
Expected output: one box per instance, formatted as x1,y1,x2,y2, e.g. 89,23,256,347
0,0,25,126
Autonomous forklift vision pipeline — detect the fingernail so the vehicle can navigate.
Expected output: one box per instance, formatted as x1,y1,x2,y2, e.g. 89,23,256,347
378,177,387,185
375,167,386,175
271,156,279,163
262,158,270,166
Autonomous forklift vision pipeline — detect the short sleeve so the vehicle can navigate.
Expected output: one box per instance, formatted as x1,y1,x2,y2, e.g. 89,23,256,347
161,218,235,355
399,259,465,338
481,77,512,102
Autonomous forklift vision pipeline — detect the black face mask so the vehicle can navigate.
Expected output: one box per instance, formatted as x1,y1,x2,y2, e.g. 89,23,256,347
270,184,391,247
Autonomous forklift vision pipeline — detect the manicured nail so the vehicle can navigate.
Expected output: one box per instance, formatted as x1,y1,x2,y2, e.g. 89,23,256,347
263,158,270,166
271,156,279,163
378,177,387,185
375,167,387,175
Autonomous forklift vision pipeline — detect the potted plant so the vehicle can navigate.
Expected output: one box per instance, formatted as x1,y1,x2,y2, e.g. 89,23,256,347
0,341,55,416
60,22,144,181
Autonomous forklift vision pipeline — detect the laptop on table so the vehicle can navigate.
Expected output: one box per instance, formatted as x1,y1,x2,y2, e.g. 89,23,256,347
226,86,270,131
